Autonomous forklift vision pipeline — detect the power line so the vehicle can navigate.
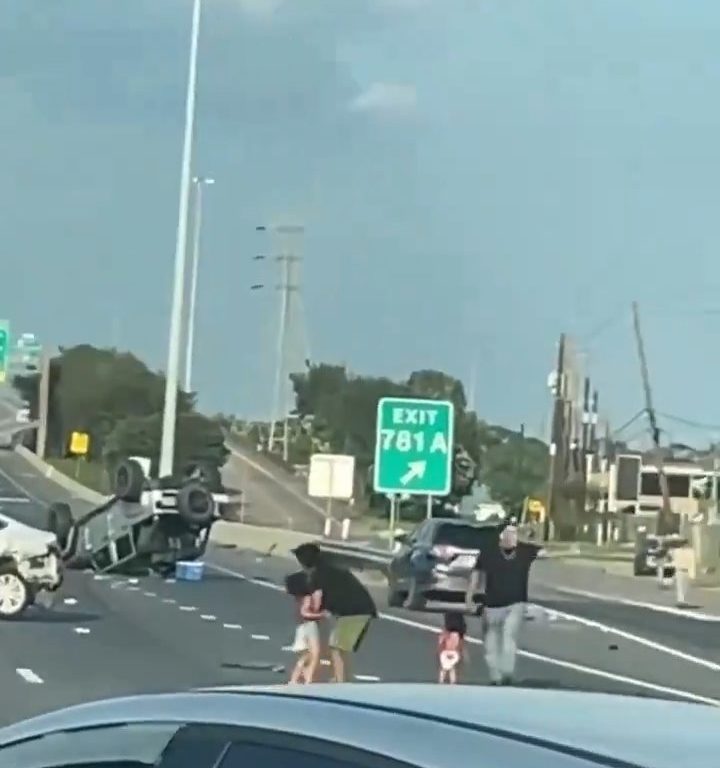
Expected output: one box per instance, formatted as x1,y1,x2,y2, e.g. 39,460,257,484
657,412,720,432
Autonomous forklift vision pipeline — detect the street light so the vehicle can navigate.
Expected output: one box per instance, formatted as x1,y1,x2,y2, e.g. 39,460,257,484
159,0,203,479
184,175,215,393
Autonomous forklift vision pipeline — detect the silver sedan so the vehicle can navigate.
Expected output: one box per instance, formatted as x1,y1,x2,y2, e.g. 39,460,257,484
0,684,717,768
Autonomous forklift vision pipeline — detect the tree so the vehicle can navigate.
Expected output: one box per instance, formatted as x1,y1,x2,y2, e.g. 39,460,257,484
287,361,548,509
12,344,224,475
103,412,229,476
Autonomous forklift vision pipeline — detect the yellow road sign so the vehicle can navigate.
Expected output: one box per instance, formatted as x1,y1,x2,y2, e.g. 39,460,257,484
69,431,90,456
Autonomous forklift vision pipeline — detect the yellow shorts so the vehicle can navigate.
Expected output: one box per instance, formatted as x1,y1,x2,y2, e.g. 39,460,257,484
329,615,372,653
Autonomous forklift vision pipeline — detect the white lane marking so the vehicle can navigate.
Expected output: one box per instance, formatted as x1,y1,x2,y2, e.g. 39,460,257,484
206,562,720,707
544,585,720,622
223,623,242,630
16,668,43,684
93,575,110,581
63,597,78,606
354,674,381,682
179,606,197,612
0,464,46,506
74,627,91,635
128,578,139,585
143,591,157,597
251,634,270,641
0,496,30,503
126,586,140,592
201,614,217,621
163,598,177,605
165,578,176,584
545,607,720,672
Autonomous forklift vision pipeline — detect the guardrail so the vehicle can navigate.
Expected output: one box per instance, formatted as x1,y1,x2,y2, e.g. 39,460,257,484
316,540,393,574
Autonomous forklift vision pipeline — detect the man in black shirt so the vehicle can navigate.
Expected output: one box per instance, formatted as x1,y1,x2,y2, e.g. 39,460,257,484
465,524,540,685
292,543,377,683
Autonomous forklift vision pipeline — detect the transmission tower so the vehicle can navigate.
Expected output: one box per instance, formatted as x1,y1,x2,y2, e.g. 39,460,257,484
263,223,310,462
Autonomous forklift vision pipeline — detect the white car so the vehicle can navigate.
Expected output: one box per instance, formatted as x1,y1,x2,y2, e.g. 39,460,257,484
0,512,63,619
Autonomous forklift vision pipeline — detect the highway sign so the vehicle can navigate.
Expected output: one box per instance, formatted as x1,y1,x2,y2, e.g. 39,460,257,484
0,320,10,383
69,431,90,456
373,397,454,496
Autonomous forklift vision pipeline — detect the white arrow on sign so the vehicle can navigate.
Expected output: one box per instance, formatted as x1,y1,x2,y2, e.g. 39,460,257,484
400,460,426,486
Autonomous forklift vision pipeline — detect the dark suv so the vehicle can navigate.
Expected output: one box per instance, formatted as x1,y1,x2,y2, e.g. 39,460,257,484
387,517,502,611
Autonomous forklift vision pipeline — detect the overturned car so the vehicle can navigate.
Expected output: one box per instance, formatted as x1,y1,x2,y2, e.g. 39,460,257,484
0,512,63,619
46,458,234,577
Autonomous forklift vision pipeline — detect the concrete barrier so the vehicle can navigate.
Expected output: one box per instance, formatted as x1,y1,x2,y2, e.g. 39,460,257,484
210,521,316,556
14,445,108,505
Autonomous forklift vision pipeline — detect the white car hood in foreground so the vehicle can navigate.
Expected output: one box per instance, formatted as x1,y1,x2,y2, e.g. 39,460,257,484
0,513,56,559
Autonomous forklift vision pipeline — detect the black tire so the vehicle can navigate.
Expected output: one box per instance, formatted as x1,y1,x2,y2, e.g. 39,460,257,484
176,481,215,528
0,563,30,620
387,578,404,608
182,462,223,492
114,459,146,502
47,502,73,551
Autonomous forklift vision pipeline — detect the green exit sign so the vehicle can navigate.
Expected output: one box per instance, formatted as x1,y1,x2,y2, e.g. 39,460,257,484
373,397,455,496
0,320,9,383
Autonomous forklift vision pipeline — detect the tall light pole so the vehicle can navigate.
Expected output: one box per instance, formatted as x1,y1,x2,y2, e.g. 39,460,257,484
159,0,203,479
184,175,214,393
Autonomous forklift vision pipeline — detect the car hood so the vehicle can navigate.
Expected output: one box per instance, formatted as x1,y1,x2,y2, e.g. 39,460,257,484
0,517,56,558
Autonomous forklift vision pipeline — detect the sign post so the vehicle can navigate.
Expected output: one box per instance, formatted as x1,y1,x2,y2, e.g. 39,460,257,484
0,321,10,384
373,397,454,540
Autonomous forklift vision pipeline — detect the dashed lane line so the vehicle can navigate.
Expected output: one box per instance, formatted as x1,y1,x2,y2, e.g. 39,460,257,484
205,561,720,707
16,668,44,684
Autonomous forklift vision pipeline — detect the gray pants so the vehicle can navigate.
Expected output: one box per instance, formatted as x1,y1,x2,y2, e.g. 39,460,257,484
482,602,525,683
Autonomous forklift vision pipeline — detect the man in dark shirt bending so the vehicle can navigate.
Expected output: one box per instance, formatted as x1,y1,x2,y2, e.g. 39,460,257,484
292,543,377,683
465,524,540,685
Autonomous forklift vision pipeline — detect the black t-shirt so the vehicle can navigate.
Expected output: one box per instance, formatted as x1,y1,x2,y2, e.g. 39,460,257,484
311,565,377,617
473,543,540,608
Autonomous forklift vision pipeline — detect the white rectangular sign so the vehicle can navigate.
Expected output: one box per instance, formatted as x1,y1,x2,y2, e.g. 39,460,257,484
308,453,355,501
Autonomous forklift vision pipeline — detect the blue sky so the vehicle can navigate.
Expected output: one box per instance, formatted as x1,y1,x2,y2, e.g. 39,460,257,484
3,0,720,447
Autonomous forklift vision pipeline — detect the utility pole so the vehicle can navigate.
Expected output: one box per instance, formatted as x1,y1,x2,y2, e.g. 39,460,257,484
36,351,51,460
184,175,214,393
159,0,202,479
545,333,566,540
266,224,308,463
631,301,673,535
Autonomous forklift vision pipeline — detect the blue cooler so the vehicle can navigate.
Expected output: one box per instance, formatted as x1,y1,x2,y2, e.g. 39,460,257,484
176,561,205,582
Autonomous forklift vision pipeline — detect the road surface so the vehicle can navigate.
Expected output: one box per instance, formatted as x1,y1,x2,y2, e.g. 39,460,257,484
0,450,718,728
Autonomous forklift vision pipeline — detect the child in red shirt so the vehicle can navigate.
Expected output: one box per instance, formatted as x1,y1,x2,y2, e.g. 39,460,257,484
438,611,467,684
285,571,324,684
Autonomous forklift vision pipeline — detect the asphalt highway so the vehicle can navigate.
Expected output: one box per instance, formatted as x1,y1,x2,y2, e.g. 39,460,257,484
1,450,719,729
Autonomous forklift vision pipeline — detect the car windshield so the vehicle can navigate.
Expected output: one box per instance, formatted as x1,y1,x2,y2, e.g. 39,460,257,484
1,2,718,764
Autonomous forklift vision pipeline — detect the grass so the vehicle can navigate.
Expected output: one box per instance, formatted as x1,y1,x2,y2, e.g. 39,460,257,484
46,458,111,495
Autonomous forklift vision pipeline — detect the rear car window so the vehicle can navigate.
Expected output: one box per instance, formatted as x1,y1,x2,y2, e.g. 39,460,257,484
433,524,498,549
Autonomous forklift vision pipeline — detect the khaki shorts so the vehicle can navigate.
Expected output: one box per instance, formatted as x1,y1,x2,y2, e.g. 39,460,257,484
329,615,372,653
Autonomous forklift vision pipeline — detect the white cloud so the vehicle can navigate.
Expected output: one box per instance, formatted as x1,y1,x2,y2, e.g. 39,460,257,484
349,82,417,116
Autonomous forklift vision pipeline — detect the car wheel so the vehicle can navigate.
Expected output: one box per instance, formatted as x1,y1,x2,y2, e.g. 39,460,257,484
387,578,404,608
0,565,30,620
114,459,146,503
48,502,73,551
177,481,214,528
